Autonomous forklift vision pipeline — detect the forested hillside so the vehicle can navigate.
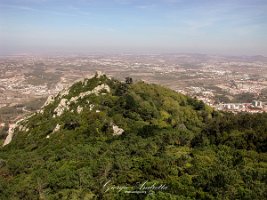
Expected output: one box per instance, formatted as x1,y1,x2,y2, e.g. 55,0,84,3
0,73,266,199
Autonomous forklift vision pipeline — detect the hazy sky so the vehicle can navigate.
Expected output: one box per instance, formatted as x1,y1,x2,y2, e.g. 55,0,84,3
0,0,266,55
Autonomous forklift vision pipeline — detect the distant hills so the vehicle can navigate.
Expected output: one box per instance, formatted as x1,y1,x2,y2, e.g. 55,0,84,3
0,72,266,199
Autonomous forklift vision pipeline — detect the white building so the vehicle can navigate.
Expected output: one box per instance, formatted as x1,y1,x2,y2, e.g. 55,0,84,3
252,100,263,108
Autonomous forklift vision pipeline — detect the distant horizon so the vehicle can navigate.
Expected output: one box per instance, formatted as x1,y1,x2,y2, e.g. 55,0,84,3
1,47,266,59
1,0,267,56
0,51,267,58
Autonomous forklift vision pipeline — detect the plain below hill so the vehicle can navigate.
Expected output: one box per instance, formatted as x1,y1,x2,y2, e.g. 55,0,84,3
0,72,266,200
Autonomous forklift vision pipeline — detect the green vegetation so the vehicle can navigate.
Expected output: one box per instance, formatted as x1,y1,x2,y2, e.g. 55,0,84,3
0,74,266,199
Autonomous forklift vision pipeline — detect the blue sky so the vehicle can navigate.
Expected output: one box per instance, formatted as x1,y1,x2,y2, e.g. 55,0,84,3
0,0,266,55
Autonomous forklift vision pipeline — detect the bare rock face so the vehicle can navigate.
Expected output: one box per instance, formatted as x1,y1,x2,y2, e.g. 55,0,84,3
53,124,61,133
91,84,111,95
53,98,69,117
89,104,94,111
96,71,104,78
58,88,70,98
77,106,83,114
42,95,55,108
52,83,110,118
112,124,124,136
3,116,31,146
3,124,16,146
46,124,61,139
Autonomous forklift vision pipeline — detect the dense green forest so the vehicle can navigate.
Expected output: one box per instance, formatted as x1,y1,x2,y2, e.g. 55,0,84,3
0,74,266,199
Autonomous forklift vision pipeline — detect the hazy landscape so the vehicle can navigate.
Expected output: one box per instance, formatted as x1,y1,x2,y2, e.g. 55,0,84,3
1,54,267,124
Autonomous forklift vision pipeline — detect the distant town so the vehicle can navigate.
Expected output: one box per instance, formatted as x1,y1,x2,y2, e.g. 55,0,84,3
0,54,266,131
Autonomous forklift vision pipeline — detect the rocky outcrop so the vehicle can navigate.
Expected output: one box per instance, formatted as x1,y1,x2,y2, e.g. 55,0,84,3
3,124,16,146
42,95,55,108
58,87,70,98
3,72,111,146
53,83,110,117
46,124,61,139
53,98,68,117
3,116,31,146
112,124,124,136
77,106,83,114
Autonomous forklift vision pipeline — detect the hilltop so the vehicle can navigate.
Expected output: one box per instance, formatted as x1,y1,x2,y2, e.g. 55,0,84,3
0,72,266,199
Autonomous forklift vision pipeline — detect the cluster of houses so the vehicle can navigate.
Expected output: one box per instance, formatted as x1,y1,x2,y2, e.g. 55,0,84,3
216,100,265,113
